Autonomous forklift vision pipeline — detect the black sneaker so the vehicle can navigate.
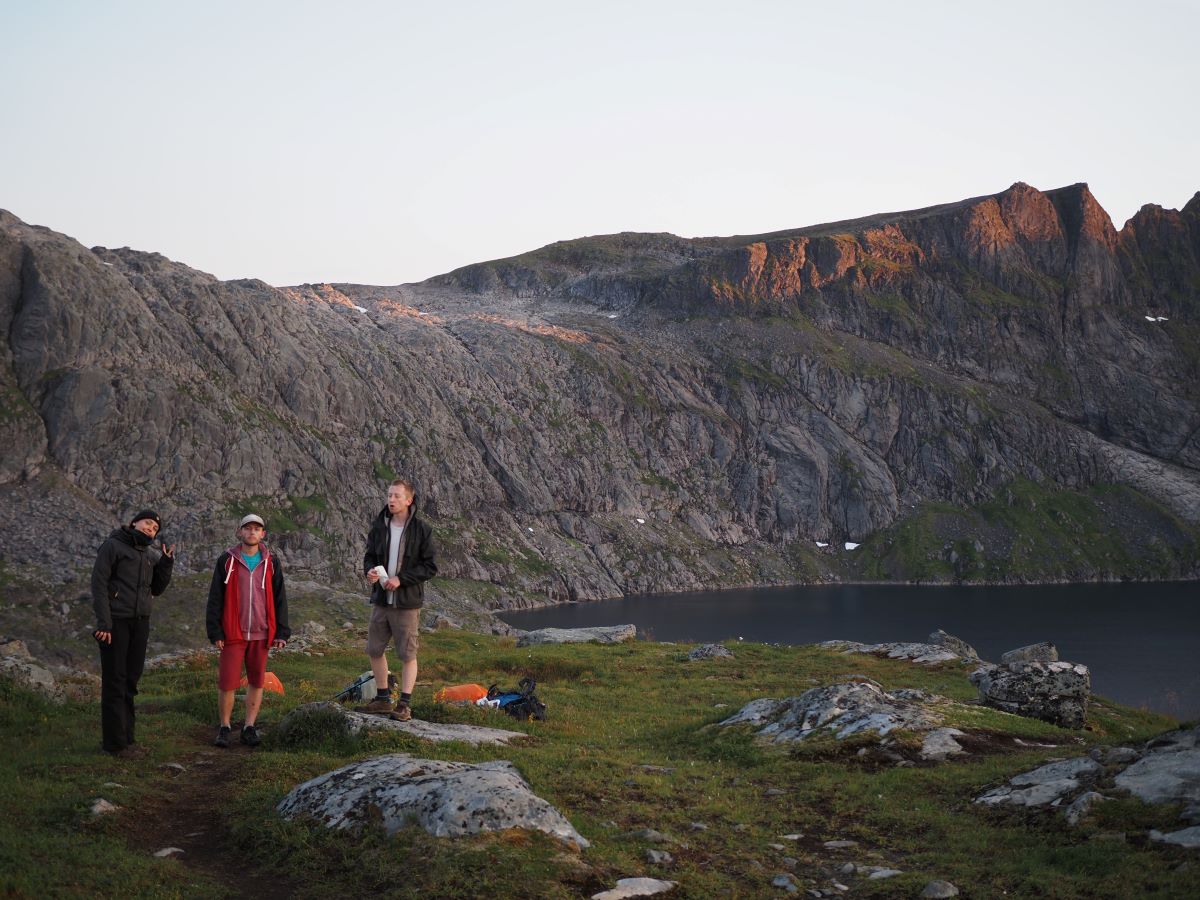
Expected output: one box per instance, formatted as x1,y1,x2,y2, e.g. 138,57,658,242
214,725,231,748
240,724,261,747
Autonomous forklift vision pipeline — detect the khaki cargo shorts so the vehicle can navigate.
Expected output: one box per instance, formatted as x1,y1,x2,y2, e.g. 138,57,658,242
366,605,420,662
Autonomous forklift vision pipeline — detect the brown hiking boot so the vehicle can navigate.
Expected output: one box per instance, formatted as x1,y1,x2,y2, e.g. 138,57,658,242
389,701,412,722
355,697,394,714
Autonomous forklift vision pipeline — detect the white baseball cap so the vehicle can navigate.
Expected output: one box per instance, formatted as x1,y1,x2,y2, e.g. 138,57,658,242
239,514,266,528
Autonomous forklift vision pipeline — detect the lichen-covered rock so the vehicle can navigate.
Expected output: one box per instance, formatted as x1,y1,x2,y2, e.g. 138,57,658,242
687,643,733,661
517,625,636,646
970,660,1090,728
278,753,588,849
718,680,942,743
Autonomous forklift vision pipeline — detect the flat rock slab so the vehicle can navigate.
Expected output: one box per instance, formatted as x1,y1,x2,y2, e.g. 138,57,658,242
1149,825,1200,849
280,701,529,746
819,640,962,664
517,625,636,646
718,680,942,743
975,757,1103,807
1114,726,1200,809
921,728,967,761
278,753,589,849
592,877,678,899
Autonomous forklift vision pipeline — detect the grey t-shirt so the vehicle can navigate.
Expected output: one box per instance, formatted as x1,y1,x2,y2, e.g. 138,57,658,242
386,519,406,606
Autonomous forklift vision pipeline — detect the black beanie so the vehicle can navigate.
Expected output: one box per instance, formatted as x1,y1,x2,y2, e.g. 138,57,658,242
130,509,161,527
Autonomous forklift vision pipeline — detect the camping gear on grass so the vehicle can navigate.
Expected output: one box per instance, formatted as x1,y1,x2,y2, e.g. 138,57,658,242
333,670,396,704
486,677,547,721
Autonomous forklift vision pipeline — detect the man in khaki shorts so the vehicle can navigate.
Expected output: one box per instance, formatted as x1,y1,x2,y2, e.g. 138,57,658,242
357,478,437,721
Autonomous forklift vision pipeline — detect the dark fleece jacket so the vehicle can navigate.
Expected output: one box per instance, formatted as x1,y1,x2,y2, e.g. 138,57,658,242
91,526,174,630
362,504,437,609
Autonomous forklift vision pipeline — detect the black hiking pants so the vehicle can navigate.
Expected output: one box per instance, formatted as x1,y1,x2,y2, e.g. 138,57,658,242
98,616,150,752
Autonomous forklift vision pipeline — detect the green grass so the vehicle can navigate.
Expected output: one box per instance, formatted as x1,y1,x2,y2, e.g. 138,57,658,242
2,634,1196,898
856,480,1200,583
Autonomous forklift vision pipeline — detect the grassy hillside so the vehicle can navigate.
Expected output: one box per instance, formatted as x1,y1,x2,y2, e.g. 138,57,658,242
2,633,1197,898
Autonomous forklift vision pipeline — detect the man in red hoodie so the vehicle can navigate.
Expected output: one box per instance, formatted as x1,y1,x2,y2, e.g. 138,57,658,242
205,514,290,748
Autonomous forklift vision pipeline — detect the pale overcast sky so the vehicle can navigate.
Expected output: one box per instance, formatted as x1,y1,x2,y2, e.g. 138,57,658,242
2,1,1196,286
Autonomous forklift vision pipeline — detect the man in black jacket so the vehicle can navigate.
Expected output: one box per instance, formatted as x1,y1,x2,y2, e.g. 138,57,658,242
357,478,437,721
91,509,175,757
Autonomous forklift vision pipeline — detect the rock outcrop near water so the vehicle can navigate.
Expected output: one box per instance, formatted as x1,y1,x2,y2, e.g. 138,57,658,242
2,182,1199,633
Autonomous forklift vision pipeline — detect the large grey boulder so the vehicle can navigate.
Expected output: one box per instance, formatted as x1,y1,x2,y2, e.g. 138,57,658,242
278,754,589,849
718,680,942,743
277,701,529,746
0,654,63,703
517,625,636,646
970,660,1090,728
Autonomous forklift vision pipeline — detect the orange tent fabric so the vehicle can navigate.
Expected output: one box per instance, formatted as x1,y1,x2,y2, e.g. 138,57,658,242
238,671,285,694
434,683,487,703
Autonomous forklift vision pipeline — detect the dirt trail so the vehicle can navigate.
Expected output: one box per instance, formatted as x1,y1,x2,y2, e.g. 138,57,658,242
120,726,297,899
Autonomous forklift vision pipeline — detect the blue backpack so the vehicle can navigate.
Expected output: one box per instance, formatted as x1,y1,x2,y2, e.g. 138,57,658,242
486,677,547,721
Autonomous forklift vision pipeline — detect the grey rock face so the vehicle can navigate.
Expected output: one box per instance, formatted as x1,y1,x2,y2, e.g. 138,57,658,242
718,680,942,743
2,184,1200,629
277,701,529,746
970,660,1090,728
1001,642,1059,665
277,753,588,848
517,625,636,646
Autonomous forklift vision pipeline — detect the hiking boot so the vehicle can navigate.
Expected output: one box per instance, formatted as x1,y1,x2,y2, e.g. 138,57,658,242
240,724,261,747
214,725,231,748
389,701,412,722
355,697,394,715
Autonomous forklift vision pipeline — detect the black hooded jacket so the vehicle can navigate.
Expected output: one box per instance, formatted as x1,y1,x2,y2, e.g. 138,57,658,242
91,526,174,630
362,504,437,609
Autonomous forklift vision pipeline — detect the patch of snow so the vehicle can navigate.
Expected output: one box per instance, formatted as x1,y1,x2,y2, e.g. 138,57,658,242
816,541,829,547
636,518,645,524
844,542,860,550
353,305,368,313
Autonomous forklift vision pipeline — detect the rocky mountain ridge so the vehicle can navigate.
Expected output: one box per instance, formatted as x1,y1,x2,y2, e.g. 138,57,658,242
1,182,1198,653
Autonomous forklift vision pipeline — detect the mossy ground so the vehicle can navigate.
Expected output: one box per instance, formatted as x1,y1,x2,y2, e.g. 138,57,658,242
2,633,1197,898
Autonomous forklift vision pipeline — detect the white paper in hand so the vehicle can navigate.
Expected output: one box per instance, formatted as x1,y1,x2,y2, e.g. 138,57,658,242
371,565,388,580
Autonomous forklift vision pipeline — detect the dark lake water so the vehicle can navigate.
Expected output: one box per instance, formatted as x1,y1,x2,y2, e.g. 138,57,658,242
500,582,1200,720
